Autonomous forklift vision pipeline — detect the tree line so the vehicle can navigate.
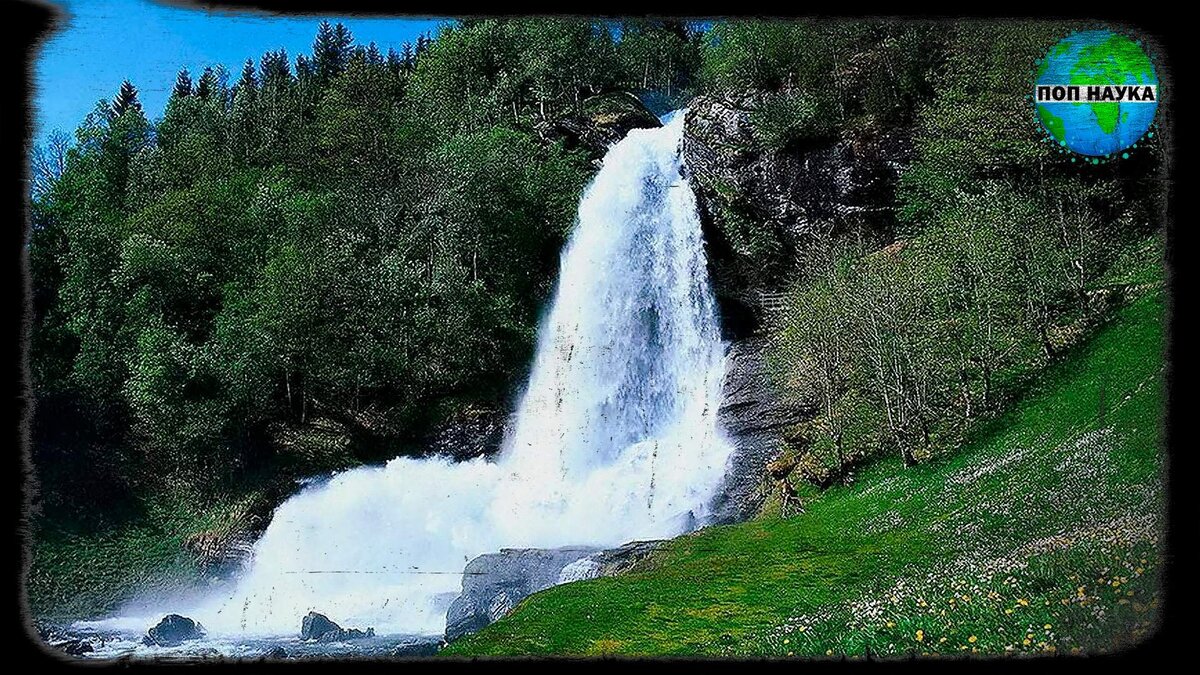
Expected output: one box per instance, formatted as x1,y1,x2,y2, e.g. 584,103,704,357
28,19,705,519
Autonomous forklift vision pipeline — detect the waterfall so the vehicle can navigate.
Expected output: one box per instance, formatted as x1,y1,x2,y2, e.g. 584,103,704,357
119,111,732,638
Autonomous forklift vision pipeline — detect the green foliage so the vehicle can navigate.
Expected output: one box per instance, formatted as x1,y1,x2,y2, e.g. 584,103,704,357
614,20,703,104
446,280,1165,656
27,19,635,521
703,21,941,146
749,90,832,150
408,19,622,136
896,22,1082,230
764,22,1165,479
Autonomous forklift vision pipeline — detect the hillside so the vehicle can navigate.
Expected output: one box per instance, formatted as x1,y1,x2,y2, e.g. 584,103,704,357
444,249,1165,657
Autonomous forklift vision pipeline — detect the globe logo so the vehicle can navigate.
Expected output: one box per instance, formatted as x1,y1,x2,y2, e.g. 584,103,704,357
1034,30,1159,158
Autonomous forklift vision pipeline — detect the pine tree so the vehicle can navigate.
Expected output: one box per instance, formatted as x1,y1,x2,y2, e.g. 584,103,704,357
401,42,415,71
366,42,383,66
296,54,314,81
260,49,291,89
386,47,402,76
235,59,257,96
415,33,431,56
111,80,142,116
313,20,354,84
196,67,216,100
172,68,193,99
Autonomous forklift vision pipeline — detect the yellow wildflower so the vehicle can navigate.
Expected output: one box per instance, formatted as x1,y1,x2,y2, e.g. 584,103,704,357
1044,624,1052,630
916,630,925,642
1017,598,1029,606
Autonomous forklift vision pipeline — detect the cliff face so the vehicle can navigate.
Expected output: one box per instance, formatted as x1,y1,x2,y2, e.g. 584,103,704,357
683,93,913,519
708,336,814,524
682,93,912,338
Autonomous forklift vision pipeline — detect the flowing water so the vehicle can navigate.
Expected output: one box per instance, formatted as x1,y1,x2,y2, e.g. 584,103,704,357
77,110,733,653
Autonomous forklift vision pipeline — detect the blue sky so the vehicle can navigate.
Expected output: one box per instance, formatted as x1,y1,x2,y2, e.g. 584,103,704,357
33,0,447,143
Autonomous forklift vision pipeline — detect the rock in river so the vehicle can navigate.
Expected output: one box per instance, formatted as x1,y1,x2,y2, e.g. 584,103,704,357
143,614,206,647
55,638,95,657
300,611,375,642
263,646,289,659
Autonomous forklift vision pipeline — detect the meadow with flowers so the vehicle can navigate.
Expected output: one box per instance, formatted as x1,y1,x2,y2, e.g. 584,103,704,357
445,241,1165,658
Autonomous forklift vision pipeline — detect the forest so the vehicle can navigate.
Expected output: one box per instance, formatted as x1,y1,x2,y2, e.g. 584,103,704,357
26,18,1166,624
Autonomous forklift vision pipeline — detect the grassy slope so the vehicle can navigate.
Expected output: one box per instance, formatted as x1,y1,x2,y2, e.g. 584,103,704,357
446,255,1166,657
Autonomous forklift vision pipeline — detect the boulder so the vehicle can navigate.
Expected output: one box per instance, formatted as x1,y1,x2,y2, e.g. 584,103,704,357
56,639,94,657
444,540,668,642
263,646,289,659
143,614,205,647
556,540,667,582
537,91,661,160
444,546,601,642
300,611,341,641
300,611,374,642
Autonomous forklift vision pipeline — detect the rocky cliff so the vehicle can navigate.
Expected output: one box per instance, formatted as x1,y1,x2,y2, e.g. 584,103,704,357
708,337,814,524
682,93,912,520
682,93,912,337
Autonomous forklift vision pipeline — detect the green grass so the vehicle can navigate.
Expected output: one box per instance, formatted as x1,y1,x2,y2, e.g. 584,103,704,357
445,271,1166,657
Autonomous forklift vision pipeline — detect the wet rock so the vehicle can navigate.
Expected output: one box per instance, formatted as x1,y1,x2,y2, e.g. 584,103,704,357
56,638,95,656
707,337,816,524
341,627,376,640
263,646,289,659
143,614,206,647
390,640,441,657
300,611,374,642
537,91,661,160
445,546,601,642
425,404,508,461
445,540,668,642
556,539,667,582
300,611,341,641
